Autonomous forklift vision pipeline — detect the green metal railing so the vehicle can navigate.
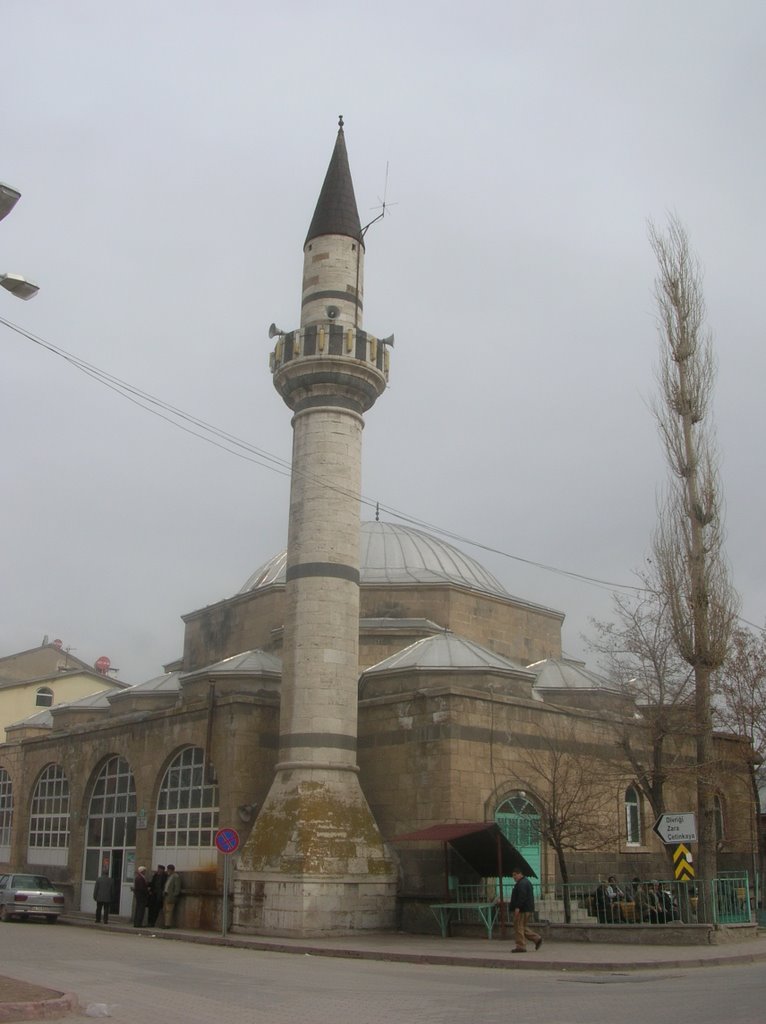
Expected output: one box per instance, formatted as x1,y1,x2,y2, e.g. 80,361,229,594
713,875,751,924
445,875,753,926
529,875,751,925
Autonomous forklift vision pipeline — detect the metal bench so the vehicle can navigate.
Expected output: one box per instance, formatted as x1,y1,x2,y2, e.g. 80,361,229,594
429,900,499,939
430,886,501,939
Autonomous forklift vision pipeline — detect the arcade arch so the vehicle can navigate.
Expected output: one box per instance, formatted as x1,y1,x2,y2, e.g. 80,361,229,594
155,746,219,871
80,755,136,916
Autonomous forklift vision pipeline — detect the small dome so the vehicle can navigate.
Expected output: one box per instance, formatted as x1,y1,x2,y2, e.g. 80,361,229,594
529,658,617,692
363,632,531,675
240,521,509,598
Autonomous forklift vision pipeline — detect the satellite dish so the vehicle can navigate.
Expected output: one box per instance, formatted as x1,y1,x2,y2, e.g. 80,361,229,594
95,656,111,675
53,639,63,651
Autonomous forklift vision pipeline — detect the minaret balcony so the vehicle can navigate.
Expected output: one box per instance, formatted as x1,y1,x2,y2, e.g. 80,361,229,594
270,323,390,414
270,324,390,380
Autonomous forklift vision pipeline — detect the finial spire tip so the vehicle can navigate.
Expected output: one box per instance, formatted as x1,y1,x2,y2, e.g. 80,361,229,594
338,114,344,130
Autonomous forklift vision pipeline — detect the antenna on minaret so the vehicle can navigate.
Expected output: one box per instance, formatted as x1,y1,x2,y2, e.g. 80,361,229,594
362,161,397,237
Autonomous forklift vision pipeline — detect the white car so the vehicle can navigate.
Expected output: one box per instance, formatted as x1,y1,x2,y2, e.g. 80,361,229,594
0,872,65,922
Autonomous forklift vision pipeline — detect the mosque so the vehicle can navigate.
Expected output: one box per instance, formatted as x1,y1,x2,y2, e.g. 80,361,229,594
0,123,755,936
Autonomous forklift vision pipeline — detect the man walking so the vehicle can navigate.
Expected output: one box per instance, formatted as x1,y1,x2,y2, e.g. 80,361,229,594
509,868,542,953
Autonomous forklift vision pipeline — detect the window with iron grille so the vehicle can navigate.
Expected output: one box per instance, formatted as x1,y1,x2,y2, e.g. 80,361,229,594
29,764,70,848
155,747,219,848
0,768,12,847
714,794,725,842
625,785,642,845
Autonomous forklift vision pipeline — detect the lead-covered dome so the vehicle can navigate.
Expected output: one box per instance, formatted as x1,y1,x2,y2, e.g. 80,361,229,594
239,521,509,597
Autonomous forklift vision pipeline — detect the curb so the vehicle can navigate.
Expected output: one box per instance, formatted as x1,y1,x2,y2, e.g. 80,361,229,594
134,931,766,973
0,992,79,1022
59,916,766,974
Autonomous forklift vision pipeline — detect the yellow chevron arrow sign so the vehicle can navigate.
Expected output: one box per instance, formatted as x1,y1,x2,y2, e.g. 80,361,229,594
674,843,694,881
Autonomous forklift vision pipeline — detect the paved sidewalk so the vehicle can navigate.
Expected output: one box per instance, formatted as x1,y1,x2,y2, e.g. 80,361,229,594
59,914,766,973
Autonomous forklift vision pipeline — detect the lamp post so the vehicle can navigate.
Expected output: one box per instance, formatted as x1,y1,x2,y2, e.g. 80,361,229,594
0,181,39,300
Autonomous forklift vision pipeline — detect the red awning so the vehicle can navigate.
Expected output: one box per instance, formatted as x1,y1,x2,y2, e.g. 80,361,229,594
392,821,537,879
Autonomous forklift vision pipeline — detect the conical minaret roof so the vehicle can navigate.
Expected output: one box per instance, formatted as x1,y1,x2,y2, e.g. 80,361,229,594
305,117,363,247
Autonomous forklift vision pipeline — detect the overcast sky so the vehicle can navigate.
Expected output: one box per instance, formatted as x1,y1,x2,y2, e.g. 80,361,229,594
2,1,764,684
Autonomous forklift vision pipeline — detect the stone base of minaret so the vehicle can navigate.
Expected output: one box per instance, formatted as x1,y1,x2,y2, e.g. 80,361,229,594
233,768,398,936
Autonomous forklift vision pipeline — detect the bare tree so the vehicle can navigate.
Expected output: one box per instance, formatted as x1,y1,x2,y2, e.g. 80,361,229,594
715,625,766,876
716,626,766,757
648,215,739,896
589,569,695,868
512,723,621,922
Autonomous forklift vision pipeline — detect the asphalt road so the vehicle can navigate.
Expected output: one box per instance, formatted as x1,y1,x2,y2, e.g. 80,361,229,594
0,921,763,1024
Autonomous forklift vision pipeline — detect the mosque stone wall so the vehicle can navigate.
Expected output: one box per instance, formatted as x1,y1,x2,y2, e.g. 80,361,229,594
0,657,756,931
359,585,562,665
181,588,285,671
0,692,280,927
359,686,756,905
0,539,757,933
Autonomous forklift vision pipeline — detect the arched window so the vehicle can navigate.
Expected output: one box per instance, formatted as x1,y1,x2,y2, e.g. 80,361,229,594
496,794,540,845
81,756,137,913
0,768,12,851
714,794,725,842
625,785,642,845
28,764,70,863
155,747,219,865
35,687,54,708
496,793,541,882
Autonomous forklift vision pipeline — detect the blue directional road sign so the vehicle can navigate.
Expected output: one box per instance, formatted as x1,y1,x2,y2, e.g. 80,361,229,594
214,827,240,854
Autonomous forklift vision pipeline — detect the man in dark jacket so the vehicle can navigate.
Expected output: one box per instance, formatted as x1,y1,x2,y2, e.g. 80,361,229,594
132,866,149,927
93,870,115,924
509,868,542,953
147,865,167,926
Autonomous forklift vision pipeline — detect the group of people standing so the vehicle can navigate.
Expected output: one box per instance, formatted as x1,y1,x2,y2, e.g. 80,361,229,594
133,864,181,928
92,863,181,928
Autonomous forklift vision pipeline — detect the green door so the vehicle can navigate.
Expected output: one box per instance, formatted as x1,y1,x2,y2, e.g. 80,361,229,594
496,795,541,897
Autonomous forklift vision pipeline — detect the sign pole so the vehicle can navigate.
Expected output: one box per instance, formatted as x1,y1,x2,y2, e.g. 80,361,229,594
214,827,240,939
222,853,230,938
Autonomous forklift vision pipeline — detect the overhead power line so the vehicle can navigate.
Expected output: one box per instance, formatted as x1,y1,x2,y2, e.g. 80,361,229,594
2,314,647,598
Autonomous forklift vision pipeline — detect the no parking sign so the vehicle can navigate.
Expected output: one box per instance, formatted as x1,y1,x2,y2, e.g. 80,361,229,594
214,827,240,938
214,827,240,855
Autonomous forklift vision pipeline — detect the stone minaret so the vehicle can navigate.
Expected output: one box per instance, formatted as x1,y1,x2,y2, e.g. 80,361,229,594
236,119,397,936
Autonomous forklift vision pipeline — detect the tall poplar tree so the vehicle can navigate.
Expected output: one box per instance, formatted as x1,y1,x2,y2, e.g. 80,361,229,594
648,216,739,902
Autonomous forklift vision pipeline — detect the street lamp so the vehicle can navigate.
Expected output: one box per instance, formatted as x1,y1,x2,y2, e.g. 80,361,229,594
0,182,21,222
1,180,39,299
0,273,39,300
